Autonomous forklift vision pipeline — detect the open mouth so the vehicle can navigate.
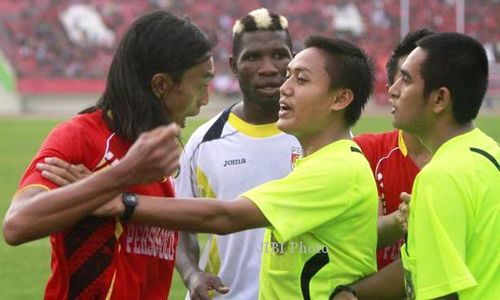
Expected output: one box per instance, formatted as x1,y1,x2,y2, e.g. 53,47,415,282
278,101,291,118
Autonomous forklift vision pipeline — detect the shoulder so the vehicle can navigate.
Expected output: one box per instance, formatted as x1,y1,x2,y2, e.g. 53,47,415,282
187,110,232,145
354,130,398,151
432,129,499,174
301,140,370,178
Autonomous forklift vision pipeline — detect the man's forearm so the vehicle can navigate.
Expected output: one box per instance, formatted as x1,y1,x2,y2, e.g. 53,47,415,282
352,259,405,300
3,165,127,245
377,213,404,248
175,231,202,285
131,196,269,235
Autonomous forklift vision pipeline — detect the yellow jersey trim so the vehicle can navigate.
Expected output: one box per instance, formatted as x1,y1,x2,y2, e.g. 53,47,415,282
205,236,221,278
195,167,217,198
228,113,281,138
398,130,409,157
15,184,50,196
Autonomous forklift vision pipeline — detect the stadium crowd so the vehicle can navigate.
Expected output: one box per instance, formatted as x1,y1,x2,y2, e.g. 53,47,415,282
0,0,499,102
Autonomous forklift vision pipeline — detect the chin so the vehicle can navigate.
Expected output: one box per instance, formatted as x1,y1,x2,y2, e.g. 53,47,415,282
277,120,292,134
174,119,186,128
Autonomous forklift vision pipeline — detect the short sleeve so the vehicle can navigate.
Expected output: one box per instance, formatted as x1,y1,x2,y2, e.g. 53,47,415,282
18,121,87,191
243,158,355,243
410,169,477,298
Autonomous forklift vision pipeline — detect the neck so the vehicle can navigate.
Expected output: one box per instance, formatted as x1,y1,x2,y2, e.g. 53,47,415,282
402,131,432,169
418,121,474,154
298,123,351,157
231,100,280,125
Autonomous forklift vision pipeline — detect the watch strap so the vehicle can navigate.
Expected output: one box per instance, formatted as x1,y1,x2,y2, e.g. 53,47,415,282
121,192,138,221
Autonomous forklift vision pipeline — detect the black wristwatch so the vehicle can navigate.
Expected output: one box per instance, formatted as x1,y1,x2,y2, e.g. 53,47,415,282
329,285,358,299
121,192,138,221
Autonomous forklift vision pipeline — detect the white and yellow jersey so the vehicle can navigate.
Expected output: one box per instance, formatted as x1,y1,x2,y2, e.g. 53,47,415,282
175,104,301,300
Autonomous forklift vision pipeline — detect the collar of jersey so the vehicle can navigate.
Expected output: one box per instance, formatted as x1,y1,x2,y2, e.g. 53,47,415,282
228,113,282,138
398,130,409,157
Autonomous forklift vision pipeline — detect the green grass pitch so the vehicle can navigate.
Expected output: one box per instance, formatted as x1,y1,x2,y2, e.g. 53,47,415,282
0,115,498,298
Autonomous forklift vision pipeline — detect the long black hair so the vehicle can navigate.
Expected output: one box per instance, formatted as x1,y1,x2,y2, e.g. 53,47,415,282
83,10,213,141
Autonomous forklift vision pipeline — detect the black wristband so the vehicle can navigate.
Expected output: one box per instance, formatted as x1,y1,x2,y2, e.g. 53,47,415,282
121,192,138,221
330,285,358,299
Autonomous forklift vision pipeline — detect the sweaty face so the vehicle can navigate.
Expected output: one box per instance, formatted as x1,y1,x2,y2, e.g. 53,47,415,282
233,30,292,106
278,47,336,137
166,57,215,127
388,48,431,134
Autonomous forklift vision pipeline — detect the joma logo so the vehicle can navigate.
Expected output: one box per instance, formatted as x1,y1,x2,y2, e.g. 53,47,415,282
223,158,247,167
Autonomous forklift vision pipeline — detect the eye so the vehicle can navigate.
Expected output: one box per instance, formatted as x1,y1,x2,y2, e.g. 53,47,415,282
243,53,259,62
400,74,411,84
297,76,307,84
273,52,290,60
199,83,209,91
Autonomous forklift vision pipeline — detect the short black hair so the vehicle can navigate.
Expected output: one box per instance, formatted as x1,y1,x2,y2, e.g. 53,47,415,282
91,10,213,141
232,8,292,59
386,28,434,85
417,32,489,124
304,35,375,126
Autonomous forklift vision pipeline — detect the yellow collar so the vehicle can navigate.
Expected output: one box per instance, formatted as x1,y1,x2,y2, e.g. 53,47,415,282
398,130,408,157
228,113,281,138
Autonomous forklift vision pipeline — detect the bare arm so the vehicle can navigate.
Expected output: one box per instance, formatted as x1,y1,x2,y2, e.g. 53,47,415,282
176,232,229,299
377,192,412,248
377,211,404,248
3,124,180,245
132,196,269,235
176,231,202,285
332,261,457,300
342,259,406,300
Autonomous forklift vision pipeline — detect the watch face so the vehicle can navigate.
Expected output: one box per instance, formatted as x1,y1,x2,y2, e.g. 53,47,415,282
124,193,138,206
121,193,138,221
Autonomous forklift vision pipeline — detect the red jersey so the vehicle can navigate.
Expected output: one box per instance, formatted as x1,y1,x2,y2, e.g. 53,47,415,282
18,110,178,300
354,130,420,269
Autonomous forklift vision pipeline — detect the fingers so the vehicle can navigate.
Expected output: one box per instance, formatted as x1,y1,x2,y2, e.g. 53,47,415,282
122,124,182,185
207,276,229,294
400,192,411,204
189,273,229,300
397,193,411,233
395,212,408,233
37,161,78,186
36,157,92,186
214,286,230,294
39,168,71,186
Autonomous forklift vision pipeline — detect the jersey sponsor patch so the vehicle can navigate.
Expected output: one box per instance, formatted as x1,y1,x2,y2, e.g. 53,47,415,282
291,147,302,169
125,223,176,260
223,158,247,167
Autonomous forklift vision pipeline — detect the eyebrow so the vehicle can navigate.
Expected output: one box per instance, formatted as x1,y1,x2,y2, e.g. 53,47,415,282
400,69,412,80
287,66,311,74
203,71,215,80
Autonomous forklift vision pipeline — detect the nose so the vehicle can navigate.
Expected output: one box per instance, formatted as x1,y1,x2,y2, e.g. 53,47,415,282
258,57,279,76
387,81,399,104
279,76,291,97
200,88,209,106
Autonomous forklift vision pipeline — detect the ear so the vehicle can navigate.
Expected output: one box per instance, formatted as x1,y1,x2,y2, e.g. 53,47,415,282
330,88,354,112
229,56,238,77
385,83,390,94
430,87,451,114
151,73,174,99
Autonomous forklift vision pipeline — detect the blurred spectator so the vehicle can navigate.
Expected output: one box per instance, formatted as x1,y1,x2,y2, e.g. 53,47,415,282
0,0,498,101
